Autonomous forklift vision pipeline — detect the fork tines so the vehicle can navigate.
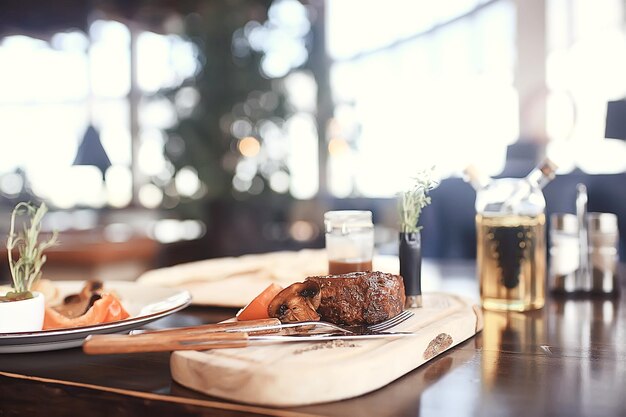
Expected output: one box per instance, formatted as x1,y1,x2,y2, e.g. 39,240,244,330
368,310,414,332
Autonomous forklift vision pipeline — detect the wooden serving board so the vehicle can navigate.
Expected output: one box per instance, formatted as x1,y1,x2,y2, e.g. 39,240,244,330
171,293,482,407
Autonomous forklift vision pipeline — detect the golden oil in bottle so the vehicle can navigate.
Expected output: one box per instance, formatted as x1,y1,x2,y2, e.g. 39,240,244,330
477,213,546,311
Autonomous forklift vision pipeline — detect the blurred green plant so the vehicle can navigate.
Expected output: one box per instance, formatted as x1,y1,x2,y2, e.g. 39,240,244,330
163,0,292,219
1,202,57,301
398,168,437,233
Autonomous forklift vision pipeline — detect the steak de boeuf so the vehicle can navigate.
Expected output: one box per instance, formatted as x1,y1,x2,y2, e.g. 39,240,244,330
306,271,406,326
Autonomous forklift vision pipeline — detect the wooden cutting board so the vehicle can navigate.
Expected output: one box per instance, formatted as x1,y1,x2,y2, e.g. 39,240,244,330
171,293,482,407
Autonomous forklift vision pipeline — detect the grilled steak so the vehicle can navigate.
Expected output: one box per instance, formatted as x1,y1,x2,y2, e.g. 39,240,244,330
307,271,406,325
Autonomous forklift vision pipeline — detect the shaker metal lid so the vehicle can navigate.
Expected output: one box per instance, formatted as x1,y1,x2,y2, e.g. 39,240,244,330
550,213,578,233
324,210,373,233
588,212,618,234
551,212,618,235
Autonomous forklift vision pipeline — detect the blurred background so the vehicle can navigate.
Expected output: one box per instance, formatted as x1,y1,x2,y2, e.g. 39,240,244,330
0,0,625,281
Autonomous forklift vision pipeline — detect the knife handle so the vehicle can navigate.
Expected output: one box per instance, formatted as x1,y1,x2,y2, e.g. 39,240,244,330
131,318,282,336
83,331,250,355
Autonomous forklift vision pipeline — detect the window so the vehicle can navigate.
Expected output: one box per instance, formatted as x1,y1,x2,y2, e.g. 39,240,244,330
325,0,518,197
546,0,626,173
0,20,199,209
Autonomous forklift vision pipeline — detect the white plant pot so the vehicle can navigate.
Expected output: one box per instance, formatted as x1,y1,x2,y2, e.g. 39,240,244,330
0,291,45,333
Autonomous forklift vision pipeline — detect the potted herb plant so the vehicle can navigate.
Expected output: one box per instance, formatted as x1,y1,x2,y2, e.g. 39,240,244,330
0,202,57,333
398,169,436,308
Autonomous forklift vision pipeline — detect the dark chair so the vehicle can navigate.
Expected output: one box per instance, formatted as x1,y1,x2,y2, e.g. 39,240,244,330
421,178,477,259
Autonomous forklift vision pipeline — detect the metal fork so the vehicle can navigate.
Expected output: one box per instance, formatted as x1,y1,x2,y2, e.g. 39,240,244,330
128,310,415,337
251,309,415,335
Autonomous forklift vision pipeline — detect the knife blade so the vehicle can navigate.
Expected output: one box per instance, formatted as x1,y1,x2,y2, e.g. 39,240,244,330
210,331,415,344
129,319,385,337
129,318,283,336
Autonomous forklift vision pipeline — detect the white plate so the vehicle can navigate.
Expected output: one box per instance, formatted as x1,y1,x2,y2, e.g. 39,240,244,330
0,281,191,353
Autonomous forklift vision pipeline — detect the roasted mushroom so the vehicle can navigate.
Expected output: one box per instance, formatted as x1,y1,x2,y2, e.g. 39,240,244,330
268,281,322,322
54,280,104,318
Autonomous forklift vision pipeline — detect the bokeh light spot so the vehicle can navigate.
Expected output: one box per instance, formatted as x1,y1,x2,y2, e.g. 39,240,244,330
239,136,261,157
328,137,349,156
289,220,316,242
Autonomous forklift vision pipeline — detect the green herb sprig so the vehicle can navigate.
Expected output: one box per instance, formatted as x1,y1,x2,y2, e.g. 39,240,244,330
398,168,437,233
6,202,58,296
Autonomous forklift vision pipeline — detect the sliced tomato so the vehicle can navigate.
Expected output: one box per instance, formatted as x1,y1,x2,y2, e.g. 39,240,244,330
43,293,130,330
102,294,130,322
236,283,283,321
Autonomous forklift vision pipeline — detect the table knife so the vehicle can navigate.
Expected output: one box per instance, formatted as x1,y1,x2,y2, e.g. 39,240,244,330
83,330,414,355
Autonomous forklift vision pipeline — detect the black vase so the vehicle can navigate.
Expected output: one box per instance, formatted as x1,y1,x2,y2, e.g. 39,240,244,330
399,231,422,308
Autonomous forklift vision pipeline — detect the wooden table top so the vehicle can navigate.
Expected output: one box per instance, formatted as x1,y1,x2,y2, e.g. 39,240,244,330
1,261,625,417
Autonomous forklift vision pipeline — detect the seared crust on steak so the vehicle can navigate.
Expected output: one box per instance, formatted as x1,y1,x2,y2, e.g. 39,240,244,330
306,271,406,325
